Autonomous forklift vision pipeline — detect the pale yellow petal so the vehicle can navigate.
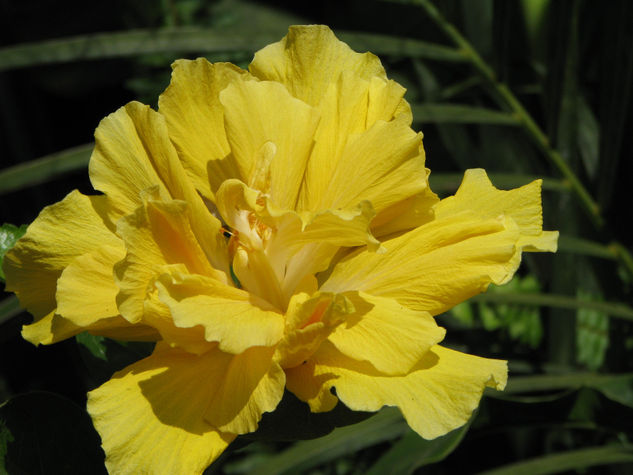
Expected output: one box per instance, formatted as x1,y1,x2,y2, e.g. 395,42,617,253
370,187,438,238
322,213,520,315
3,190,119,320
219,79,320,210
250,25,386,107
203,346,286,434
327,292,445,375
310,343,507,439
56,244,125,326
87,345,235,475
155,272,284,354
90,101,229,273
158,59,253,199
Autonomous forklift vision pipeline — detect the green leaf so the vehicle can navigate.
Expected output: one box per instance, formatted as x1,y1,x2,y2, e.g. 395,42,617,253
411,103,519,125
0,296,22,326
0,223,27,281
249,407,407,475
505,372,633,408
0,28,465,73
0,392,106,474
75,333,154,389
0,144,92,196
472,291,633,322
478,444,633,475
366,420,471,475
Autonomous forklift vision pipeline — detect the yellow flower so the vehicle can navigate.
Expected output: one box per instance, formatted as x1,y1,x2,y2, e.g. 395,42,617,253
3,25,558,474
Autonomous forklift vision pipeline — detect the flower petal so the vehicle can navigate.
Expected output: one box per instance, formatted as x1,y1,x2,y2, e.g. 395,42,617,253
434,169,559,266
311,118,429,214
275,292,353,369
322,213,521,315
202,346,286,434
250,25,386,107
219,79,320,210
309,343,507,439
155,272,285,354
158,59,253,200
3,190,119,320
87,344,235,475
56,244,125,326
115,195,226,324
327,292,446,375
90,101,229,273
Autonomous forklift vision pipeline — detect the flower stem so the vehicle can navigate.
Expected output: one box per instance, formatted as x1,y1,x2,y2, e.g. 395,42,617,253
413,0,603,228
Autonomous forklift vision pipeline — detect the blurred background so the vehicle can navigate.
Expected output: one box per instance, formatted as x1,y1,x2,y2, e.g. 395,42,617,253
1,0,633,473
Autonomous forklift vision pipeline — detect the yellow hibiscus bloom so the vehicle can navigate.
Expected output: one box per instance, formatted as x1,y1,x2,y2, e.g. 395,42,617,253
3,25,558,474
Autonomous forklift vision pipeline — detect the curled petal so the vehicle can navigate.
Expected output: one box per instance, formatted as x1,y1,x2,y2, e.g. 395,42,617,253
305,342,507,439
156,272,284,354
326,292,446,375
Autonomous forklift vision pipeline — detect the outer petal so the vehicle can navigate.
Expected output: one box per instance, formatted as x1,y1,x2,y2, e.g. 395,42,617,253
326,292,446,375
87,345,235,475
307,343,507,439
219,79,320,210
322,213,521,315
155,272,285,354
202,345,286,435
56,244,125,326
435,169,559,272
90,101,229,273
250,25,386,107
3,190,119,321
158,59,253,199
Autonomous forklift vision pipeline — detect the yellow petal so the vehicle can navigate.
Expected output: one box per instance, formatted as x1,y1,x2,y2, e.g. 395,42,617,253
21,311,158,346
90,101,229,273
250,25,386,107
275,292,353,369
434,169,559,254
56,244,125,326
144,286,216,355
202,345,286,434
158,59,253,200
219,79,320,210
284,360,339,413
155,272,285,354
322,213,521,315
215,179,380,303
3,190,119,320
326,293,445,375
115,196,226,324
309,343,507,439
21,311,83,346
87,345,235,475
311,118,429,213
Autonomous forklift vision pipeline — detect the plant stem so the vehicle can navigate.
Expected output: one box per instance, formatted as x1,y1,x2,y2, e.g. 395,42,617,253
414,0,603,228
